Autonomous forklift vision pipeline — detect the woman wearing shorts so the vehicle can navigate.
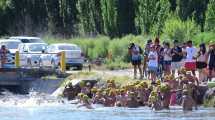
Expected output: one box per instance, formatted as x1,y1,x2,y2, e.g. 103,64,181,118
196,43,207,82
163,42,172,76
148,45,158,82
128,43,143,79
208,44,215,81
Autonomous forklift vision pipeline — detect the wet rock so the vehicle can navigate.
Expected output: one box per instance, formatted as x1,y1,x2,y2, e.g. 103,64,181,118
62,79,98,100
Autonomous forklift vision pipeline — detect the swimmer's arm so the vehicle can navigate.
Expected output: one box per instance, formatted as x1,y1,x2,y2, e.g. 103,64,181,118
70,101,79,104
77,104,84,108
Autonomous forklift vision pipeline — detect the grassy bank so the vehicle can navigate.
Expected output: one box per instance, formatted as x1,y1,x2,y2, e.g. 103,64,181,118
44,35,148,70
43,34,214,70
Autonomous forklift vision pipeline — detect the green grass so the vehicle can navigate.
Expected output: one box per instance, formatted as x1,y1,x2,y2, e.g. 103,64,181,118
43,33,215,70
208,82,215,88
204,96,215,107
43,34,148,70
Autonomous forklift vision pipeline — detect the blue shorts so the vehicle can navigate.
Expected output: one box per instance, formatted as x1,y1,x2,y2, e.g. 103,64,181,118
148,66,158,73
163,61,171,65
131,55,142,65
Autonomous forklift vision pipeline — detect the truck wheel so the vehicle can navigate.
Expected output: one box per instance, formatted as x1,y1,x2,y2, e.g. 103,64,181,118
77,65,83,70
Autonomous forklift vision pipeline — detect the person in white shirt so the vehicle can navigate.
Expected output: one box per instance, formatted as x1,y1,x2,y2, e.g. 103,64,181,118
163,42,172,76
148,45,158,82
185,40,197,76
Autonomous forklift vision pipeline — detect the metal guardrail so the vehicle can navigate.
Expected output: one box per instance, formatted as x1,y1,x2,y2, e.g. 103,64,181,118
13,51,66,72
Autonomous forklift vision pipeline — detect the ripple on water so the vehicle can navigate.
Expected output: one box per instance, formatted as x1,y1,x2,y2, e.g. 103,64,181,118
0,92,215,120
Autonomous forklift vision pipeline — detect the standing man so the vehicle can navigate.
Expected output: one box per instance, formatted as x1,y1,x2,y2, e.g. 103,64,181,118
171,40,183,76
0,45,10,68
128,43,143,79
185,40,197,76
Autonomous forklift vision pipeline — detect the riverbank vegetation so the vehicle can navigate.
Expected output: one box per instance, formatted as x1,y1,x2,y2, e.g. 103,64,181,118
1,0,215,69
0,0,215,39
43,33,214,70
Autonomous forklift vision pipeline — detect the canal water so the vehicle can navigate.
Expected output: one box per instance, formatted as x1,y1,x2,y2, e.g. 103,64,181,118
0,91,214,120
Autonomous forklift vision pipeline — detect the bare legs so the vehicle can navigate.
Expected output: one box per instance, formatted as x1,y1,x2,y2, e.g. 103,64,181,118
133,64,143,79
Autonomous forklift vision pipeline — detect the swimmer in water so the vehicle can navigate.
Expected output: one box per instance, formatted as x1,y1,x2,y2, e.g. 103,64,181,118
77,94,93,109
126,92,139,108
181,89,197,111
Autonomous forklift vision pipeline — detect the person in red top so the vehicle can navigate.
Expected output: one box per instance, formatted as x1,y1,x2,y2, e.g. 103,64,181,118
0,45,10,68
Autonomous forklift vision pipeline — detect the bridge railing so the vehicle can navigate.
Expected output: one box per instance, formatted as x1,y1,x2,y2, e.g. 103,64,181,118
14,51,66,72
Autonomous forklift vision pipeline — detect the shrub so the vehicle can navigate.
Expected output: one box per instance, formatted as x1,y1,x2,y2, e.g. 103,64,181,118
192,32,215,45
162,16,200,42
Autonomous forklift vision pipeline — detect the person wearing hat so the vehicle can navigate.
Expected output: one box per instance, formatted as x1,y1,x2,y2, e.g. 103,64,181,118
181,89,197,111
77,94,93,109
208,43,215,81
171,40,183,76
128,43,143,79
127,92,139,108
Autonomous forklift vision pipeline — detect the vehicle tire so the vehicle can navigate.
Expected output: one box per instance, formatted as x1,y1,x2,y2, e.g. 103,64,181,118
66,66,70,71
77,65,83,70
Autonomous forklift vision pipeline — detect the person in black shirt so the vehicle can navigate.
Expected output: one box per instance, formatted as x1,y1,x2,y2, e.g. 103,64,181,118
171,40,183,75
208,43,215,81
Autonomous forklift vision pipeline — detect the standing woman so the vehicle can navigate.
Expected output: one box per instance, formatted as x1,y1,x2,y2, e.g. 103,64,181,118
128,43,143,79
163,42,172,76
148,45,158,82
207,43,215,81
143,40,153,78
196,43,208,82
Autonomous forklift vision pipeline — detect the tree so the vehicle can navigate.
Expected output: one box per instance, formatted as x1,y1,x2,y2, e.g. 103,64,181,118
0,0,12,35
100,0,118,37
59,0,78,37
205,0,215,31
135,0,170,35
153,0,170,36
77,0,97,36
177,0,209,32
116,0,136,36
45,0,63,36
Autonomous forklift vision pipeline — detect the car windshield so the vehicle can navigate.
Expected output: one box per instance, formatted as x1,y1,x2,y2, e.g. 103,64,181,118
20,39,44,43
1,41,21,49
29,44,47,52
58,45,80,50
